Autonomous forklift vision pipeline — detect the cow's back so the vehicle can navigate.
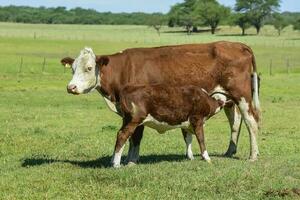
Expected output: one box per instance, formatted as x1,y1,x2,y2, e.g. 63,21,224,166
112,41,253,93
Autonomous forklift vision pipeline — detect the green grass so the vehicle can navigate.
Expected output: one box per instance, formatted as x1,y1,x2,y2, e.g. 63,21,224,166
0,23,300,199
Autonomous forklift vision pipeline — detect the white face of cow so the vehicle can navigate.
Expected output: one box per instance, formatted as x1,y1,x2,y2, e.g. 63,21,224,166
67,48,99,95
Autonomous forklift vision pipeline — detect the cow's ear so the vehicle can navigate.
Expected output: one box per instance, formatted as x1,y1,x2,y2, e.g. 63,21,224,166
61,57,75,68
96,56,109,67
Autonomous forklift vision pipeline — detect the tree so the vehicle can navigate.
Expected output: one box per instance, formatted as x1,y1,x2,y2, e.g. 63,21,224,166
168,0,197,34
193,0,231,34
148,14,166,36
293,19,300,30
235,0,280,34
270,13,289,36
0,5,168,25
233,13,251,35
168,18,176,27
279,12,300,27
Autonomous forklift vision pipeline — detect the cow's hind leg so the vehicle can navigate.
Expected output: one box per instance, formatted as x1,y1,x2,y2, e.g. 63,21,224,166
238,98,259,161
126,125,144,165
224,104,242,157
111,119,140,168
182,129,194,160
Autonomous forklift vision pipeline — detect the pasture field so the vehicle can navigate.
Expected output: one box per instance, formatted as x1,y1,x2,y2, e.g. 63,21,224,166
0,23,300,199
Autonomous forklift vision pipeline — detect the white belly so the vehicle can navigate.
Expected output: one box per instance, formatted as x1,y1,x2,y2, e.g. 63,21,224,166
142,114,190,134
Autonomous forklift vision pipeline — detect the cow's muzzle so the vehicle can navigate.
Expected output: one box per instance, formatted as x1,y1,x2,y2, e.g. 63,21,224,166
67,84,79,95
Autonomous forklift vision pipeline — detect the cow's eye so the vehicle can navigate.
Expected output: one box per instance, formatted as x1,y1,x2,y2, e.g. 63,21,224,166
87,67,92,71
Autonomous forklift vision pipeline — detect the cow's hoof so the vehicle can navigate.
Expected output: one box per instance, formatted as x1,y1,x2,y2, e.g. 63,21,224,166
206,159,212,164
188,156,195,160
249,152,259,162
186,154,194,160
127,162,137,167
112,163,121,168
224,150,236,157
248,157,258,162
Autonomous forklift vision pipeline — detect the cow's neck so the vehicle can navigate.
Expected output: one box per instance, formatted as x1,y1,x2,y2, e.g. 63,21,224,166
97,65,117,100
96,64,122,115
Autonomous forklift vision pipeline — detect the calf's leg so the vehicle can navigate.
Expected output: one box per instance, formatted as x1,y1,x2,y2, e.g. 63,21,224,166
224,105,242,157
126,125,144,165
193,119,211,163
182,129,194,160
111,119,140,168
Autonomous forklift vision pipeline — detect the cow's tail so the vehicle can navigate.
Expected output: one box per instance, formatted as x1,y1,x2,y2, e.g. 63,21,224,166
243,44,261,124
250,51,261,123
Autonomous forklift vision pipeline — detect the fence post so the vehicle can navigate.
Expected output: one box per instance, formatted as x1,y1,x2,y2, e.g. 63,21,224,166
63,52,68,73
42,57,46,72
19,57,23,73
269,59,273,76
286,58,290,74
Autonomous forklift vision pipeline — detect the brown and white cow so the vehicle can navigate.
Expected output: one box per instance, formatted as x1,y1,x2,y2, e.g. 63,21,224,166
61,41,261,165
112,84,227,167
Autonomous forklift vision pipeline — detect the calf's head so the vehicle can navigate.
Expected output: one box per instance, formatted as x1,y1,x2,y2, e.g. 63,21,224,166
61,47,109,95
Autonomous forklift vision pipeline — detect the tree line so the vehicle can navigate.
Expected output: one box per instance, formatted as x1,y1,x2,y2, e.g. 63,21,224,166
0,6,166,25
0,2,299,35
168,0,300,35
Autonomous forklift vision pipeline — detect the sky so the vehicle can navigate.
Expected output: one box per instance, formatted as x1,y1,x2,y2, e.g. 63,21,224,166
0,0,299,13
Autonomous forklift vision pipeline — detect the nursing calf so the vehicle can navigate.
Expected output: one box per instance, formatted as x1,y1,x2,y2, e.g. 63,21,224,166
111,85,225,168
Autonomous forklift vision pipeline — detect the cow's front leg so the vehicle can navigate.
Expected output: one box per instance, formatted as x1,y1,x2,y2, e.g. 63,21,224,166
193,119,211,163
112,121,139,168
126,125,144,165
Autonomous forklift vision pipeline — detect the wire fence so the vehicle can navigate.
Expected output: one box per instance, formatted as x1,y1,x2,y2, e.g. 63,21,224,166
267,58,300,75
3,54,299,76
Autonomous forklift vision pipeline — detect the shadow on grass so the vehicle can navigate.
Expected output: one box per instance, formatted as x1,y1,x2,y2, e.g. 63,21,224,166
22,154,189,169
22,156,112,168
287,38,300,40
163,28,213,34
22,153,238,168
216,33,257,37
